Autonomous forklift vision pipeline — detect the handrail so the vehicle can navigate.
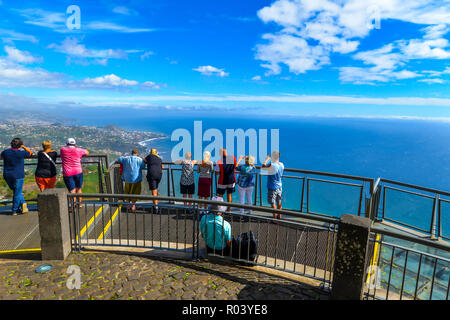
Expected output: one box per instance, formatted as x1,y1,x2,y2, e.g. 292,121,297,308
371,224,450,253
69,193,340,225
380,178,450,197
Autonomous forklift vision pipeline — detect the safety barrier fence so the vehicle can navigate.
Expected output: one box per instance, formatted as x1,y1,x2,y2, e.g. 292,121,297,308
110,162,374,219
371,178,450,240
0,155,110,206
68,194,340,286
364,225,450,300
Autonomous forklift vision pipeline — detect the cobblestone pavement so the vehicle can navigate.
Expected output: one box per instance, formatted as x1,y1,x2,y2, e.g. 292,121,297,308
0,252,330,300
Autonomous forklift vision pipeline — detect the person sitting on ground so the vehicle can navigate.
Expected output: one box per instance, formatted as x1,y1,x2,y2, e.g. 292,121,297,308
261,150,284,219
174,152,197,207
0,138,32,215
143,148,164,211
235,155,256,215
60,138,89,207
35,141,58,192
197,151,214,213
199,197,232,256
214,148,237,212
115,149,146,212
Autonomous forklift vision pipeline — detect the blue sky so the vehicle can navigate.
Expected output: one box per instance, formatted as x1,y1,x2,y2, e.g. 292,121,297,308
0,0,450,119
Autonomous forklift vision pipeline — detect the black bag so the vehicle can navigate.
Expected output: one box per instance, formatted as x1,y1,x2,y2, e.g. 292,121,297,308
232,231,258,262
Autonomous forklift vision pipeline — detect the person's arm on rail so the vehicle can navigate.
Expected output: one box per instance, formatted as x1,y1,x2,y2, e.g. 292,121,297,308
261,155,272,169
21,145,32,157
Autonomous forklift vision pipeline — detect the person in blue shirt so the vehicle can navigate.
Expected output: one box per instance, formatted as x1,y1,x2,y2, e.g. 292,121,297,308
0,138,32,215
115,149,146,212
235,155,257,215
200,197,232,256
262,150,284,220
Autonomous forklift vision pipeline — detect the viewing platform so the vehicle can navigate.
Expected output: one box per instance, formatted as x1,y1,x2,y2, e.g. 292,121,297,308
0,157,449,300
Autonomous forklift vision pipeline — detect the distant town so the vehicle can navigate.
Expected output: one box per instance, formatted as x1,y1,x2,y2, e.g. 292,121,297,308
0,122,167,158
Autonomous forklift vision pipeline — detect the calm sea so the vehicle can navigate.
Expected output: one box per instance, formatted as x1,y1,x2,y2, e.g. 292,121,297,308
71,109,450,192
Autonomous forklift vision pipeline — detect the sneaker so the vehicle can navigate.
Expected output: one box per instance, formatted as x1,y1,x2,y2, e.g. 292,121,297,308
22,203,29,214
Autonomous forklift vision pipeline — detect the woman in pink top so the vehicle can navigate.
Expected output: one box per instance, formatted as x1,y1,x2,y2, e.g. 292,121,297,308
60,138,89,206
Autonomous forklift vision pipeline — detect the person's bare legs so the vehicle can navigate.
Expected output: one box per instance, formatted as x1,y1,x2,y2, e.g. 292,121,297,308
75,188,83,207
226,193,232,212
152,189,158,205
277,201,282,219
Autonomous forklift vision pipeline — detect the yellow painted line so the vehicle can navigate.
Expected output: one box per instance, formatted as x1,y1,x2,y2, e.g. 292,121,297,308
366,234,381,284
0,248,41,254
98,205,122,240
76,205,105,240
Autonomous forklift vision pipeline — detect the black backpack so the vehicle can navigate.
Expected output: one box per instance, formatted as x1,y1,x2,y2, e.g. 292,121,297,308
232,231,258,262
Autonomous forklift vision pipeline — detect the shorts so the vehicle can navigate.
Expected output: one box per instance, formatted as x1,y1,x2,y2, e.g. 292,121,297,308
124,181,142,194
198,177,212,198
217,183,235,196
35,176,56,190
268,188,282,205
147,177,161,190
180,183,195,195
63,173,83,191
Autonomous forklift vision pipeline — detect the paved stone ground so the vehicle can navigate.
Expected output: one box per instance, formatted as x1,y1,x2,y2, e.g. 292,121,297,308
0,252,330,300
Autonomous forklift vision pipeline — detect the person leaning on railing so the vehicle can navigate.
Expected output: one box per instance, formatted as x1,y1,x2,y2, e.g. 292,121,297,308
143,148,163,212
214,148,237,212
235,155,256,215
0,138,32,215
115,149,146,212
197,151,214,213
174,152,198,208
35,141,58,192
261,150,284,220
200,197,232,256
60,138,89,208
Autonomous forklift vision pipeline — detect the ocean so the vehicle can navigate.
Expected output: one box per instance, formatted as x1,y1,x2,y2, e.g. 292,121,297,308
71,109,450,192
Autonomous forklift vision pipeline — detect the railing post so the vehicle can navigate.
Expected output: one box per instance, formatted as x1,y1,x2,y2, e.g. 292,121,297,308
331,214,372,300
37,189,71,260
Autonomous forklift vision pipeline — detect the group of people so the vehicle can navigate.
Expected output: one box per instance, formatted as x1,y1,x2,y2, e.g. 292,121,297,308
1,136,285,222
117,147,285,219
0,137,89,215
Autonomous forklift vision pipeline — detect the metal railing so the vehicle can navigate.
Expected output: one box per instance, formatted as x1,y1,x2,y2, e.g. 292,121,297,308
68,193,339,286
371,178,450,240
109,162,375,219
0,154,110,205
364,224,450,300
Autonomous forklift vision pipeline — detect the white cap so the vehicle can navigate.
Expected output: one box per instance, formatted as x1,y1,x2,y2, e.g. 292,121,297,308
66,138,76,145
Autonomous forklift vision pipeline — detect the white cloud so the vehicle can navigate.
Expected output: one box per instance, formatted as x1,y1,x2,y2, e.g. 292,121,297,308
418,78,446,84
255,0,450,81
0,29,38,43
76,74,138,89
4,46,42,64
0,58,63,88
16,8,154,33
256,33,330,75
17,8,66,31
140,51,155,60
85,22,155,33
112,6,137,16
251,75,262,81
193,65,229,77
48,38,127,64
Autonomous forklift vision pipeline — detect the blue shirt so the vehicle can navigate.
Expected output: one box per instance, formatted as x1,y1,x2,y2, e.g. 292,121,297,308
266,161,284,190
236,165,256,188
1,148,31,179
200,214,232,250
117,155,145,183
